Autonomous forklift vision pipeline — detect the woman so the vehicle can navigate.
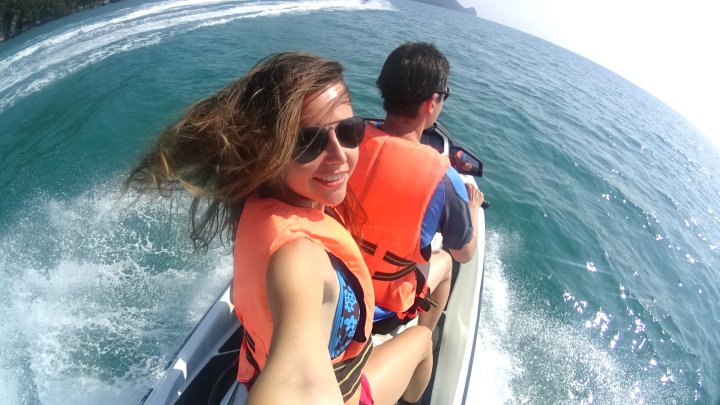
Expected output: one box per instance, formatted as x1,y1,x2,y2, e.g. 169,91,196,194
126,52,433,405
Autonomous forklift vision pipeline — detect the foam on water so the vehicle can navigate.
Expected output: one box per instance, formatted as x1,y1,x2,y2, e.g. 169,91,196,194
0,181,232,404
0,0,391,113
467,230,518,403
467,230,698,404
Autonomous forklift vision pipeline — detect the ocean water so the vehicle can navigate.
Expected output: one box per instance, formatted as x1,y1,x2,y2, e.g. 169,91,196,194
1,0,719,404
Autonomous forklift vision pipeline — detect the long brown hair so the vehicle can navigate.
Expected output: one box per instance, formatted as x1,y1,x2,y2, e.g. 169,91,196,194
124,52,357,251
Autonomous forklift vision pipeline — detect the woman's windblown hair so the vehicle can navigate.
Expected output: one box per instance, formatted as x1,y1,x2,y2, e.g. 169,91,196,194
124,52,345,251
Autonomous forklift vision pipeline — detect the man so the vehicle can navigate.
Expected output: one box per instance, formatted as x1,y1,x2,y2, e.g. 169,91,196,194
349,42,483,334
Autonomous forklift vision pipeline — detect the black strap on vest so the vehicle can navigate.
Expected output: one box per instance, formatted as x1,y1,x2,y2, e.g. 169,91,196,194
241,332,262,389
358,239,418,281
333,339,373,402
359,238,438,325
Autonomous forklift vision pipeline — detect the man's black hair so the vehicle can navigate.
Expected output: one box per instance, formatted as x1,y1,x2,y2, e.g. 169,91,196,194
376,42,450,118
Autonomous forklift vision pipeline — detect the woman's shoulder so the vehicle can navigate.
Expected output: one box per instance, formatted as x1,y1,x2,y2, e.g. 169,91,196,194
266,238,336,303
272,237,328,265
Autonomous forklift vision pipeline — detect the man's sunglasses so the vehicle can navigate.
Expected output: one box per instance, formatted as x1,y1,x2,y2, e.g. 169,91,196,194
436,87,451,101
293,116,366,163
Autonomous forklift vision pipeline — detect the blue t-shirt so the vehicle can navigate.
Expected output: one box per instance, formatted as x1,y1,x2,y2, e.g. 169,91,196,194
419,166,473,260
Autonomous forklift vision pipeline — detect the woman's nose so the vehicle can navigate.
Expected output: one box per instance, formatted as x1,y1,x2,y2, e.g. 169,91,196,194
322,131,348,164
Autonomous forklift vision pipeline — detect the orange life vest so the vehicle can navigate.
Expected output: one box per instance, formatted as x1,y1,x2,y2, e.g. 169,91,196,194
233,196,374,402
349,125,450,316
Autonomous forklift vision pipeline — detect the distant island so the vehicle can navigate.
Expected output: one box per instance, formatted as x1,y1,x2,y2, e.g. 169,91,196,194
410,0,476,16
0,0,122,43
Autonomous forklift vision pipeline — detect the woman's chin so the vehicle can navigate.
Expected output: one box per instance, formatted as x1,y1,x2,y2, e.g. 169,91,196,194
322,190,347,207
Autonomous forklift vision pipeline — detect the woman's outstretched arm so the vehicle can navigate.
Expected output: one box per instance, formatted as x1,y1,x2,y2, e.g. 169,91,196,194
246,238,342,405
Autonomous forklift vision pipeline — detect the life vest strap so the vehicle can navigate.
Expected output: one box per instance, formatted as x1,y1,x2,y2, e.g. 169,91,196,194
403,270,436,318
372,263,417,281
241,331,262,390
333,339,373,402
359,239,420,281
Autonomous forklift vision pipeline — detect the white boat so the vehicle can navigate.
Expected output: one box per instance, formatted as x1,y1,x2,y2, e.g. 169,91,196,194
140,121,487,405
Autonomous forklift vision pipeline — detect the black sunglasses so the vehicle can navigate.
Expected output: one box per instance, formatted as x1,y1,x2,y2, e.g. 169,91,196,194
436,87,451,101
293,116,366,163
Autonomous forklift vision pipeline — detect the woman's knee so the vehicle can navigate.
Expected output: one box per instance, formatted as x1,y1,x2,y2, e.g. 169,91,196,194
404,325,433,355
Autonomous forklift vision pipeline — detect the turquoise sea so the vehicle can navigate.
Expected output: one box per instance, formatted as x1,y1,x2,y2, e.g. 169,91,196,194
1,0,719,404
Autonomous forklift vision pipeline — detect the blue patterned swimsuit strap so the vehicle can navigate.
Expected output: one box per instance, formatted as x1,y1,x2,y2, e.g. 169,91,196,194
327,253,361,358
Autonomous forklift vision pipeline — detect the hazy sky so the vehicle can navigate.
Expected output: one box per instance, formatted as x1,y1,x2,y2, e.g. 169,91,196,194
458,0,719,147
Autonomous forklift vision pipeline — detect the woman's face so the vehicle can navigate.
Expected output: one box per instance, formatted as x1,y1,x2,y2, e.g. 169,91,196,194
282,82,358,209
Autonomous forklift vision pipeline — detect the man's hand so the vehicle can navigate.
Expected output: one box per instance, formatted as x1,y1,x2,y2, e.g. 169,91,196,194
465,183,484,210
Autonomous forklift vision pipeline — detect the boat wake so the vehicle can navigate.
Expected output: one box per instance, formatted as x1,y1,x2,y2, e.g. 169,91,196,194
0,180,232,404
466,229,698,404
0,0,391,114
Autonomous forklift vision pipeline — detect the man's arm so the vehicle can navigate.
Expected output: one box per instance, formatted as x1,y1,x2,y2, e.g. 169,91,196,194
448,183,482,263
433,169,484,264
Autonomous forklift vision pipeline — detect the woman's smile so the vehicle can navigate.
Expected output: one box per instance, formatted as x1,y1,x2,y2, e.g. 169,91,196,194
313,172,347,187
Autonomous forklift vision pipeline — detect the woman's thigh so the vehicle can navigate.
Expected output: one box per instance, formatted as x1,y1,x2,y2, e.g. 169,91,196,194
362,326,432,405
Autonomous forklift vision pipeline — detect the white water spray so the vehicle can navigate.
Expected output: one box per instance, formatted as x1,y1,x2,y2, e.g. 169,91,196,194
0,183,232,404
0,0,390,113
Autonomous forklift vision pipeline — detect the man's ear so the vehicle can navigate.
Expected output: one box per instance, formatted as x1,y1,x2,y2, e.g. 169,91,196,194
422,94,438,114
